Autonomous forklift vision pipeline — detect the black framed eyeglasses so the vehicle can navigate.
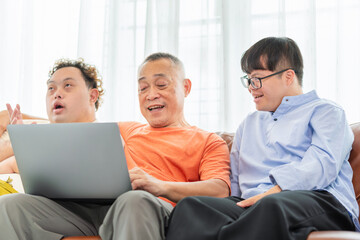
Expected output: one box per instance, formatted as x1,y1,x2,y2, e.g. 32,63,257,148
240,68,294,89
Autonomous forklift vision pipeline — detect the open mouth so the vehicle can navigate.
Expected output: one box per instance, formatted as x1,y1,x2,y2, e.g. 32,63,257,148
53,103,64,111
148,105,164,111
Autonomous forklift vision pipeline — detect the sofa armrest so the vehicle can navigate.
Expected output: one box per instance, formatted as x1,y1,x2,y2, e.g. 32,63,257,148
307,231,360,240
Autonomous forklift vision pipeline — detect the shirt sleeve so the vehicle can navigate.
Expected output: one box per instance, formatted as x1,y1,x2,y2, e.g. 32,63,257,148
118,121,143,140
269,105,354,191
117,121,142,170
230,123,243,197
199,133,231,189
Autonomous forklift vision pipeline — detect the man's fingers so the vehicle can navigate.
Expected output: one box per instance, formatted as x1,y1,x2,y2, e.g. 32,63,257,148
9,105,24,125
236,198,255,208
6,103,13,116
10,117,17,125
129,167,142,174
129,167,148,177
129,173,142,182
131,179,146,190
237,200,248,208
6,103,13,119
7,104,21,124
11,108,19,124
15,104,22,120
16,104,22,119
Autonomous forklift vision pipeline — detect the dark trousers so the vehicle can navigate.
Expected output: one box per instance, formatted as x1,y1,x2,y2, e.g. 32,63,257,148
165,190,354,240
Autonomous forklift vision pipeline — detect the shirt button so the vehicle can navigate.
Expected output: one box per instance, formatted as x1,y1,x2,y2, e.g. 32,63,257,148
285,99,289,101
274,118,278,121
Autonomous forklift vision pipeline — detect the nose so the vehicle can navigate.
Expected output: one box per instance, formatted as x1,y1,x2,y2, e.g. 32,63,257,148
54,89,63,99
146,86,160,101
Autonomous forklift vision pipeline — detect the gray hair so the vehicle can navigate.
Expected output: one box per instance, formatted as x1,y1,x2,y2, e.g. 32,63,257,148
139,52,185,79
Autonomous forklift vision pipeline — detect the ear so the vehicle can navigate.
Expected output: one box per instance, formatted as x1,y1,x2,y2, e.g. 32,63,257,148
89,88,99,105
183,79,192,97
284,69,295,86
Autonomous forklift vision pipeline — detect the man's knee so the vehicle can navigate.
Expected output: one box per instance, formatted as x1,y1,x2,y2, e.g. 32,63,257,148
170,196,209,221
253,193,287,211
251,192,305,220
177,196,227,212
113,190,162,211
0,193,38,223
176,196,200,209
0,193,32,210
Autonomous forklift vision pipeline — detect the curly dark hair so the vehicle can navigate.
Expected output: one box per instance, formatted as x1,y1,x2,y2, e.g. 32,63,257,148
48,58,104,110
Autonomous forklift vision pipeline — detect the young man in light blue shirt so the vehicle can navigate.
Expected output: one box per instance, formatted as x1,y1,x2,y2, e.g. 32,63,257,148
165,37,359,240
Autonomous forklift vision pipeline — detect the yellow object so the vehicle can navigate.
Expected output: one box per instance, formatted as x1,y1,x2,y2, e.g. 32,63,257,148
0,177,18,195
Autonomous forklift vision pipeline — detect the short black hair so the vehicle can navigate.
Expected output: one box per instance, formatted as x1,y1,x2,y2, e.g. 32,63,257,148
241,37,304,86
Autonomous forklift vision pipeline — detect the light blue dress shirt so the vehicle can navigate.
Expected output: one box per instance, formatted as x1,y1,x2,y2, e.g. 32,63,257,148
230,90,360,231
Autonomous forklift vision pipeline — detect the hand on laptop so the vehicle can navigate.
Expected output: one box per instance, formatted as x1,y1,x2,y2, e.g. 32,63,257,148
130,167,165,197
6,104,23,125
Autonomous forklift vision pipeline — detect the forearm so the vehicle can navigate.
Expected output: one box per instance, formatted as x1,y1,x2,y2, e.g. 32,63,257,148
22,113,46,120
160,179,229,203
0,156,18,173
0,110,10,135
0,109,45,133
0,132,13,162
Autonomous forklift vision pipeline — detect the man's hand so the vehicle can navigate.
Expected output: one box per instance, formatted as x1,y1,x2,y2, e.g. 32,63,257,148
129,167,165,197
237,185,282,208
6,104,23,125
129,167,229,203
0,110,10,136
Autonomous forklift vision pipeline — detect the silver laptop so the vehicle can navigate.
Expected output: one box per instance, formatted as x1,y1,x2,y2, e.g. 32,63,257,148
7,122,132,203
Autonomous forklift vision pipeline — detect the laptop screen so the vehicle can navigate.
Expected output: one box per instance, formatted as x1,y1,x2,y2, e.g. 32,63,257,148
8,122,132,203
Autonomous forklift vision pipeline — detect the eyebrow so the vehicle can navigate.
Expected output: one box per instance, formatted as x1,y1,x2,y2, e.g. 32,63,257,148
138,73,167,82
47,77,76,84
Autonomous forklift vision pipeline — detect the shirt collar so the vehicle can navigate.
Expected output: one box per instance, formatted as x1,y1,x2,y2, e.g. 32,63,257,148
273,90,319,117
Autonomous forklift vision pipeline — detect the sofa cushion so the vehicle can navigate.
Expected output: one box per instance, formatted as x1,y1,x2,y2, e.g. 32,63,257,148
216,132,234,152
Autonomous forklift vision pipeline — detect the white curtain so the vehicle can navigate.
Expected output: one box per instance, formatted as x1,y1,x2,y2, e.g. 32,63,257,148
1,0,360,132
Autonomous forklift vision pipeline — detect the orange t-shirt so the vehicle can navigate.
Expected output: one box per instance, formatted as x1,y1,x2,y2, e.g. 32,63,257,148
118,122,230,205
